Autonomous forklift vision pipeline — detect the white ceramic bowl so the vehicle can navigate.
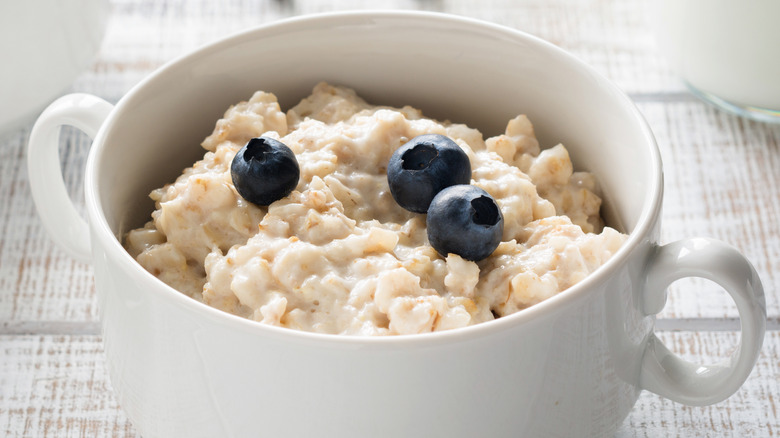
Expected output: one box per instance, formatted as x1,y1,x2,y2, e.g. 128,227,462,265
0,0,108,134
27,11,765,438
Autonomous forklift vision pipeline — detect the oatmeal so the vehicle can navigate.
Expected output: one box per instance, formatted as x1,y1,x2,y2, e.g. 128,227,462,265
124,82,627,335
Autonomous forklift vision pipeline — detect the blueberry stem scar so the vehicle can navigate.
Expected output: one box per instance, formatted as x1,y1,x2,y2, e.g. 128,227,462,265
244,138,272,163
472,196,499,226
401,144,438,170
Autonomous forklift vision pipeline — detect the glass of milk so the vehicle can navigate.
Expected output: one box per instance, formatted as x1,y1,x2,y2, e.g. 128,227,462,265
651,0,780,123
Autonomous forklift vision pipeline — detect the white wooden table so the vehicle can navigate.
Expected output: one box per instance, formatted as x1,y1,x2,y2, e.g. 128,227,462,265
2,0,779,436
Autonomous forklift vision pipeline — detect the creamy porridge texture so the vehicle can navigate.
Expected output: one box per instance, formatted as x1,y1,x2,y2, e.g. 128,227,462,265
124,82,627,335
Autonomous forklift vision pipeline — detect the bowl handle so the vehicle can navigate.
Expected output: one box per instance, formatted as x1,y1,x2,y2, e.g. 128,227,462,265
639,237,766,405
27,93,113,264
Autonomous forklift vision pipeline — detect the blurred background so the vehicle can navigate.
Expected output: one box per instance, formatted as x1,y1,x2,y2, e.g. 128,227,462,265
52,1,677,107
0,0,685,137
2,1,779,437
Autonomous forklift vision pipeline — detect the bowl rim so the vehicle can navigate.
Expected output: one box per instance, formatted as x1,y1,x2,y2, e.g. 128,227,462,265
85,9,663,346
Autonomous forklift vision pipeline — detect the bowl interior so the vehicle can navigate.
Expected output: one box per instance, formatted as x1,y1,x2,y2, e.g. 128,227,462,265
96,12,658,255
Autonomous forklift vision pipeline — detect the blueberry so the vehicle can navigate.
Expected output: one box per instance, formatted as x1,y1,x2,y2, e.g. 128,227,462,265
387,134,471,213
231,136,300,206
426,185,503,261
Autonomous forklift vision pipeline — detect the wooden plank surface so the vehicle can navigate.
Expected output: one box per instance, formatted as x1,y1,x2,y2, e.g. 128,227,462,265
2,331,777,437
0,336,135,437
0,129,98,323
617,331,780,437
639,101,780,320
2,0,779,436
